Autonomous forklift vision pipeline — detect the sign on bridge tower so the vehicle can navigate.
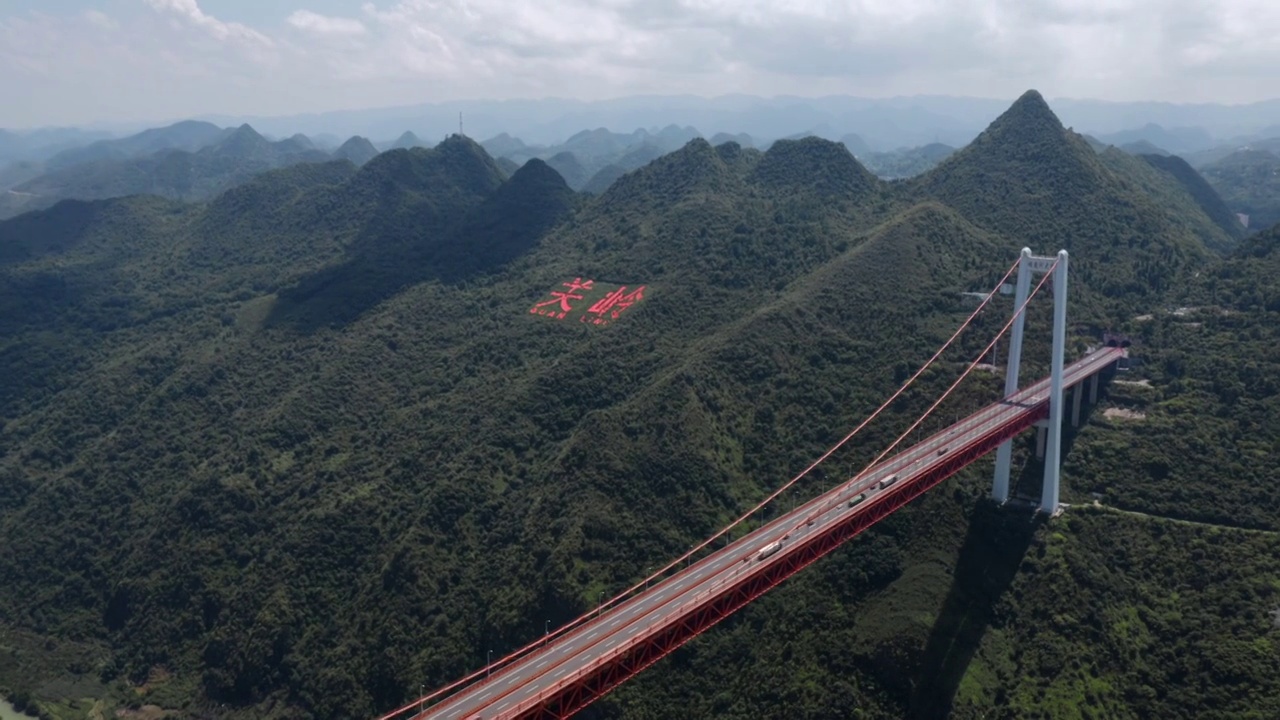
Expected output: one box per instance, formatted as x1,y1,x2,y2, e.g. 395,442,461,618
991,247,1069,513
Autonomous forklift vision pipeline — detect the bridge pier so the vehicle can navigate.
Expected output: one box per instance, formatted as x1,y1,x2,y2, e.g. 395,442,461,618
1071,382,1084,427
1090,373,1099,404
1035,422,1047,460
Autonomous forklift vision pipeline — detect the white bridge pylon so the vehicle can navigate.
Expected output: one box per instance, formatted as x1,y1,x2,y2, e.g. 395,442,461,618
991,247,1069,513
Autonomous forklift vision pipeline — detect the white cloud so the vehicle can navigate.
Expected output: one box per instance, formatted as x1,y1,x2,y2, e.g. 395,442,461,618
301,0,1280,101
5,1,1280,127
83,10,119,31
143,0,273,48
287,10,367,37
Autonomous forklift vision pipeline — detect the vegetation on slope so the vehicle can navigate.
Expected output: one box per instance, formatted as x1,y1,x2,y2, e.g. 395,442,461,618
936,222,1280,719
859,143,956,180
0,92,1273,720
1136,153,1246,244
1095,149,1244,254
913,90,1222,308
1199,149,1280,231
951,508,1280,720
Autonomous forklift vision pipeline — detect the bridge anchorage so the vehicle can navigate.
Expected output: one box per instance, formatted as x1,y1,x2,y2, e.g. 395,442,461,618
380,248,1127,720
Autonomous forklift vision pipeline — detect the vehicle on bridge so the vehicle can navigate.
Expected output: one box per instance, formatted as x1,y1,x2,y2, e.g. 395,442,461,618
878,474,899,490
847,492,867,508
756,541,782,561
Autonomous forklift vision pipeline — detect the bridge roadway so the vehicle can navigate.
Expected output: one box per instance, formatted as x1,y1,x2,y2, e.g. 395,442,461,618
415,347,1124,720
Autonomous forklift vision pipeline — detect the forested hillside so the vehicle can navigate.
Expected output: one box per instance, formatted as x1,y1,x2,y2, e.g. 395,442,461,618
1200,149,1280,231
1,91,1277,720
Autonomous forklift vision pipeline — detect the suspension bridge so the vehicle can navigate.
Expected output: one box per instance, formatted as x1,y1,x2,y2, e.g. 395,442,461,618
378,248,1128,720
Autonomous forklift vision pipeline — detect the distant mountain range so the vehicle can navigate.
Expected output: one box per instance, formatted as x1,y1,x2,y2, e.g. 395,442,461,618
0,124,432,219
4,98,1279,231
0,126,114,165
42,120,232,171
12,94,1280,158
480,125,702,192
177,94,1280,152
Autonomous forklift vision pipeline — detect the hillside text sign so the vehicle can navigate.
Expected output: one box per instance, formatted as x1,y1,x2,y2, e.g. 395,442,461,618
529,278,647,327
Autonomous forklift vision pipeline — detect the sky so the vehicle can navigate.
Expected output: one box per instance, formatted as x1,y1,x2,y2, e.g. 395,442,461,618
4,0,1280,128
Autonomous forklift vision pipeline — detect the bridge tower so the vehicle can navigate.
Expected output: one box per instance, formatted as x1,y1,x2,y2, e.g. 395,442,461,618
991,248,1069,514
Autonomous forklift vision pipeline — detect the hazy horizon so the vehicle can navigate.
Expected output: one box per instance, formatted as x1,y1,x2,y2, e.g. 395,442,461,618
5,1,1280,129
14,90,1280,135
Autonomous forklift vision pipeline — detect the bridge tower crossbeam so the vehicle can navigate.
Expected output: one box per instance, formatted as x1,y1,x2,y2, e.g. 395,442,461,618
991,247,1069,513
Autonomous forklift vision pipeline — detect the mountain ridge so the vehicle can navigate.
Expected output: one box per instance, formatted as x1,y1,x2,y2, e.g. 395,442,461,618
915,89,1220,304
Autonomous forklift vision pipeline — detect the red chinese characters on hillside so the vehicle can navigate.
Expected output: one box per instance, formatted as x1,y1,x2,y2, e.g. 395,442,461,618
529,277,594,319
582,285,645,326
529,278,648,326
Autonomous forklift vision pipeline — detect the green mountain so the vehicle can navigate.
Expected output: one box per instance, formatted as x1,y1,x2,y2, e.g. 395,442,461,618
1119,139,1170,156
494,156,521,177
387,131,429,151
1080,134,1110,153
0,127,116,165
750,136,880,200
710,131,755,149
840,132,872,156
0,92,1273,720
1091,148,1244,254
1095,123,1213,155
859,142,956,179
275,133,317,154
44,120,229,171
1184,137,1280,169
1,125,332,220
0,160,45,191
214,124,277,158
480,132,527,157
1199,149,1280,231
579,144,673,195
544,151,588,190
1135,153,1245,244
582,162,627,195
333,136,380,166
913,90,1219,305
488,127,707,192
